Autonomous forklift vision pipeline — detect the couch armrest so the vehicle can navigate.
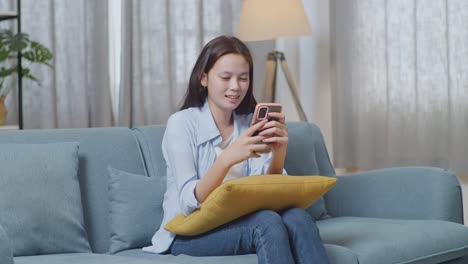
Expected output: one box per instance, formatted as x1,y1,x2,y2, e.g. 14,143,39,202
324,167,464,224
0,224,13,264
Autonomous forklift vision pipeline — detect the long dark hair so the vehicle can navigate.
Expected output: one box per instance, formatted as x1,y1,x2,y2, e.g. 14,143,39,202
179,35,257,114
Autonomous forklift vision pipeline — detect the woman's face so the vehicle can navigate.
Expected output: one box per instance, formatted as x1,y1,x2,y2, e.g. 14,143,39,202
201,53,250,115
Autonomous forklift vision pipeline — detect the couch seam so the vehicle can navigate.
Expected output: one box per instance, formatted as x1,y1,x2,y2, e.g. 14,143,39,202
130,128,150,177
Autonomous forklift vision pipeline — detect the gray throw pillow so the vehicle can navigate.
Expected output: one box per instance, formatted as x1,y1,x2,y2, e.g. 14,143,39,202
108,167,166,254
0,142,91,256
0,223,13,264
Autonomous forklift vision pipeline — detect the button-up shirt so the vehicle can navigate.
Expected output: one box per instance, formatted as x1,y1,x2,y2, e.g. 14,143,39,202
143,100,286,254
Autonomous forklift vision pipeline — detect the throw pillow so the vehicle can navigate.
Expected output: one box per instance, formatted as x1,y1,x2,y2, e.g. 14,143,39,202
0,142,91,256
164,174,337,236
108,167,166,254
0,223,13,264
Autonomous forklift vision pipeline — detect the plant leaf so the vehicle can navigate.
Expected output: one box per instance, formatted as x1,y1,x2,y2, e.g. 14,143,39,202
0,66,16,78
0,47,9,62
27,41,53,66
0,29,53,87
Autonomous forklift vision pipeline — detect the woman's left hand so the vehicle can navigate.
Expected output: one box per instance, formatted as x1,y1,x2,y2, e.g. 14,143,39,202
258,112,288,154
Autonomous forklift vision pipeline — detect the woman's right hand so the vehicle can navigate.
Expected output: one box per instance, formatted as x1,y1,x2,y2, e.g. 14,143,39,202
219,119,270,168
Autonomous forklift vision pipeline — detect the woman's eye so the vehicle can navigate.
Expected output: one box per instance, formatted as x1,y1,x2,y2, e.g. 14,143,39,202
240,78,249,82
221,77,230,80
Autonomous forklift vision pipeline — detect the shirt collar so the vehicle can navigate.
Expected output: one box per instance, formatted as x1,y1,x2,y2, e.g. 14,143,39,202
197,100,240,146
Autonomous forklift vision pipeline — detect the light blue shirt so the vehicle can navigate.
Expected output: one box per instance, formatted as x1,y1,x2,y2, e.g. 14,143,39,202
143,100,286,254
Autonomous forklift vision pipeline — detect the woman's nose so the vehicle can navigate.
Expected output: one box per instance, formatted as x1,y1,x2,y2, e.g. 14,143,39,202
229,79,240,90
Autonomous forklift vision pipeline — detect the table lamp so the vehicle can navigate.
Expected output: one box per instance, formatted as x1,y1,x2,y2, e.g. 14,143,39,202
237,0,311,121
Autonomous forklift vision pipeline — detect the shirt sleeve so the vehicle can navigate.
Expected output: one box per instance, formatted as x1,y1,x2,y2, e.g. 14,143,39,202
162,113,201,216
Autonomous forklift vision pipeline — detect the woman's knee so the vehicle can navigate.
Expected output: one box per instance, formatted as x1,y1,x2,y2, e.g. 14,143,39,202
282,207,312,220
250,210,282,223
281,208,318,231
249,210,288,238
244,210,295,264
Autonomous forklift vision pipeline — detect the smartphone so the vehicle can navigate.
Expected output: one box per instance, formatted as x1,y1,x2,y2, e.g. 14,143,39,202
251,103,282,129
251,103,282,151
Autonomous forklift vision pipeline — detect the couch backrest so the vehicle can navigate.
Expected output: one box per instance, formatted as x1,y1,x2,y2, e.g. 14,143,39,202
132,125,166,179
0,127,146,254
284,122,335,176
0,122,335,253
284,122,336,219
133,122,335,177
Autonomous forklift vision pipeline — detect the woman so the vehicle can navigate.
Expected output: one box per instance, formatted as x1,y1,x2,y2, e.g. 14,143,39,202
145,35,329,264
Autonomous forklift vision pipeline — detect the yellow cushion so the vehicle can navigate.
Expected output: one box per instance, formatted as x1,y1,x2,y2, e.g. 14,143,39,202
164,174,337,236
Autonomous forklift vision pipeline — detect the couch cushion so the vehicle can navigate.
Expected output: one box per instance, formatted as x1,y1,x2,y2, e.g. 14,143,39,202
165,175,337,236
117,244,358,264
108,167,166,254
0,142,91,256
117,249,258,264
441,255,468,264
14,253,174,264
0,127,147,253
324,244,359,264
317,217,468,264
0,223,13,264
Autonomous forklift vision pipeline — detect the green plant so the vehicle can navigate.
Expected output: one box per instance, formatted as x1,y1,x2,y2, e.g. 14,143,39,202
0,29,53,97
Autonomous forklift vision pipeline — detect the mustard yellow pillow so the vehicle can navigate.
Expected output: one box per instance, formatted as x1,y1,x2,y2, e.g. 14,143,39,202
164,174,337,236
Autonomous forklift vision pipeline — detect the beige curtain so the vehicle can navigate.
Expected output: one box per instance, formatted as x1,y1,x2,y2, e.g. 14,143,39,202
1,0,113,128
331,0,468,172
118,0,241,127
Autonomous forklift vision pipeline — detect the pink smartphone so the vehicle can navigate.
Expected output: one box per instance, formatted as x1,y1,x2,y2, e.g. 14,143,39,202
251,103,282,137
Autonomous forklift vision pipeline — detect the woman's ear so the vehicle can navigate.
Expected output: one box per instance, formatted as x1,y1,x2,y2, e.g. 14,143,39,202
200,73,208,87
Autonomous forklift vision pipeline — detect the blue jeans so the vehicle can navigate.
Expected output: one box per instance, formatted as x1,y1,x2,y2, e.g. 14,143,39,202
169,208,329,264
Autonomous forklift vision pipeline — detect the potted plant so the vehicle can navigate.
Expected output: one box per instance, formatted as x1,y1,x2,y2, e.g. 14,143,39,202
0,29,53,125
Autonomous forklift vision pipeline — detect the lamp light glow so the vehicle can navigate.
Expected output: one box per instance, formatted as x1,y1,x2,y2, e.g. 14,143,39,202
237,0,312,42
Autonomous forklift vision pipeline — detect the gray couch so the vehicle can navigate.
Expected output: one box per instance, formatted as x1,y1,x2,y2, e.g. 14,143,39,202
0,122,467,264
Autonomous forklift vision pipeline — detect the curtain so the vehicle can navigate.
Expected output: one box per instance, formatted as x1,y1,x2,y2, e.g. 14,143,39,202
331,0,468,172
274,0,332,152
1,0,113,128
118,0,241,127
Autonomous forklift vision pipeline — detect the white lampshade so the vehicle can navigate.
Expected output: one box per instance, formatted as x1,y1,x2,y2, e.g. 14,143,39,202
237,0,312,42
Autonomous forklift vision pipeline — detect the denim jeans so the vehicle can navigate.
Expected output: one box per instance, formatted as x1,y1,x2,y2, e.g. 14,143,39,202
169,208,329,264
